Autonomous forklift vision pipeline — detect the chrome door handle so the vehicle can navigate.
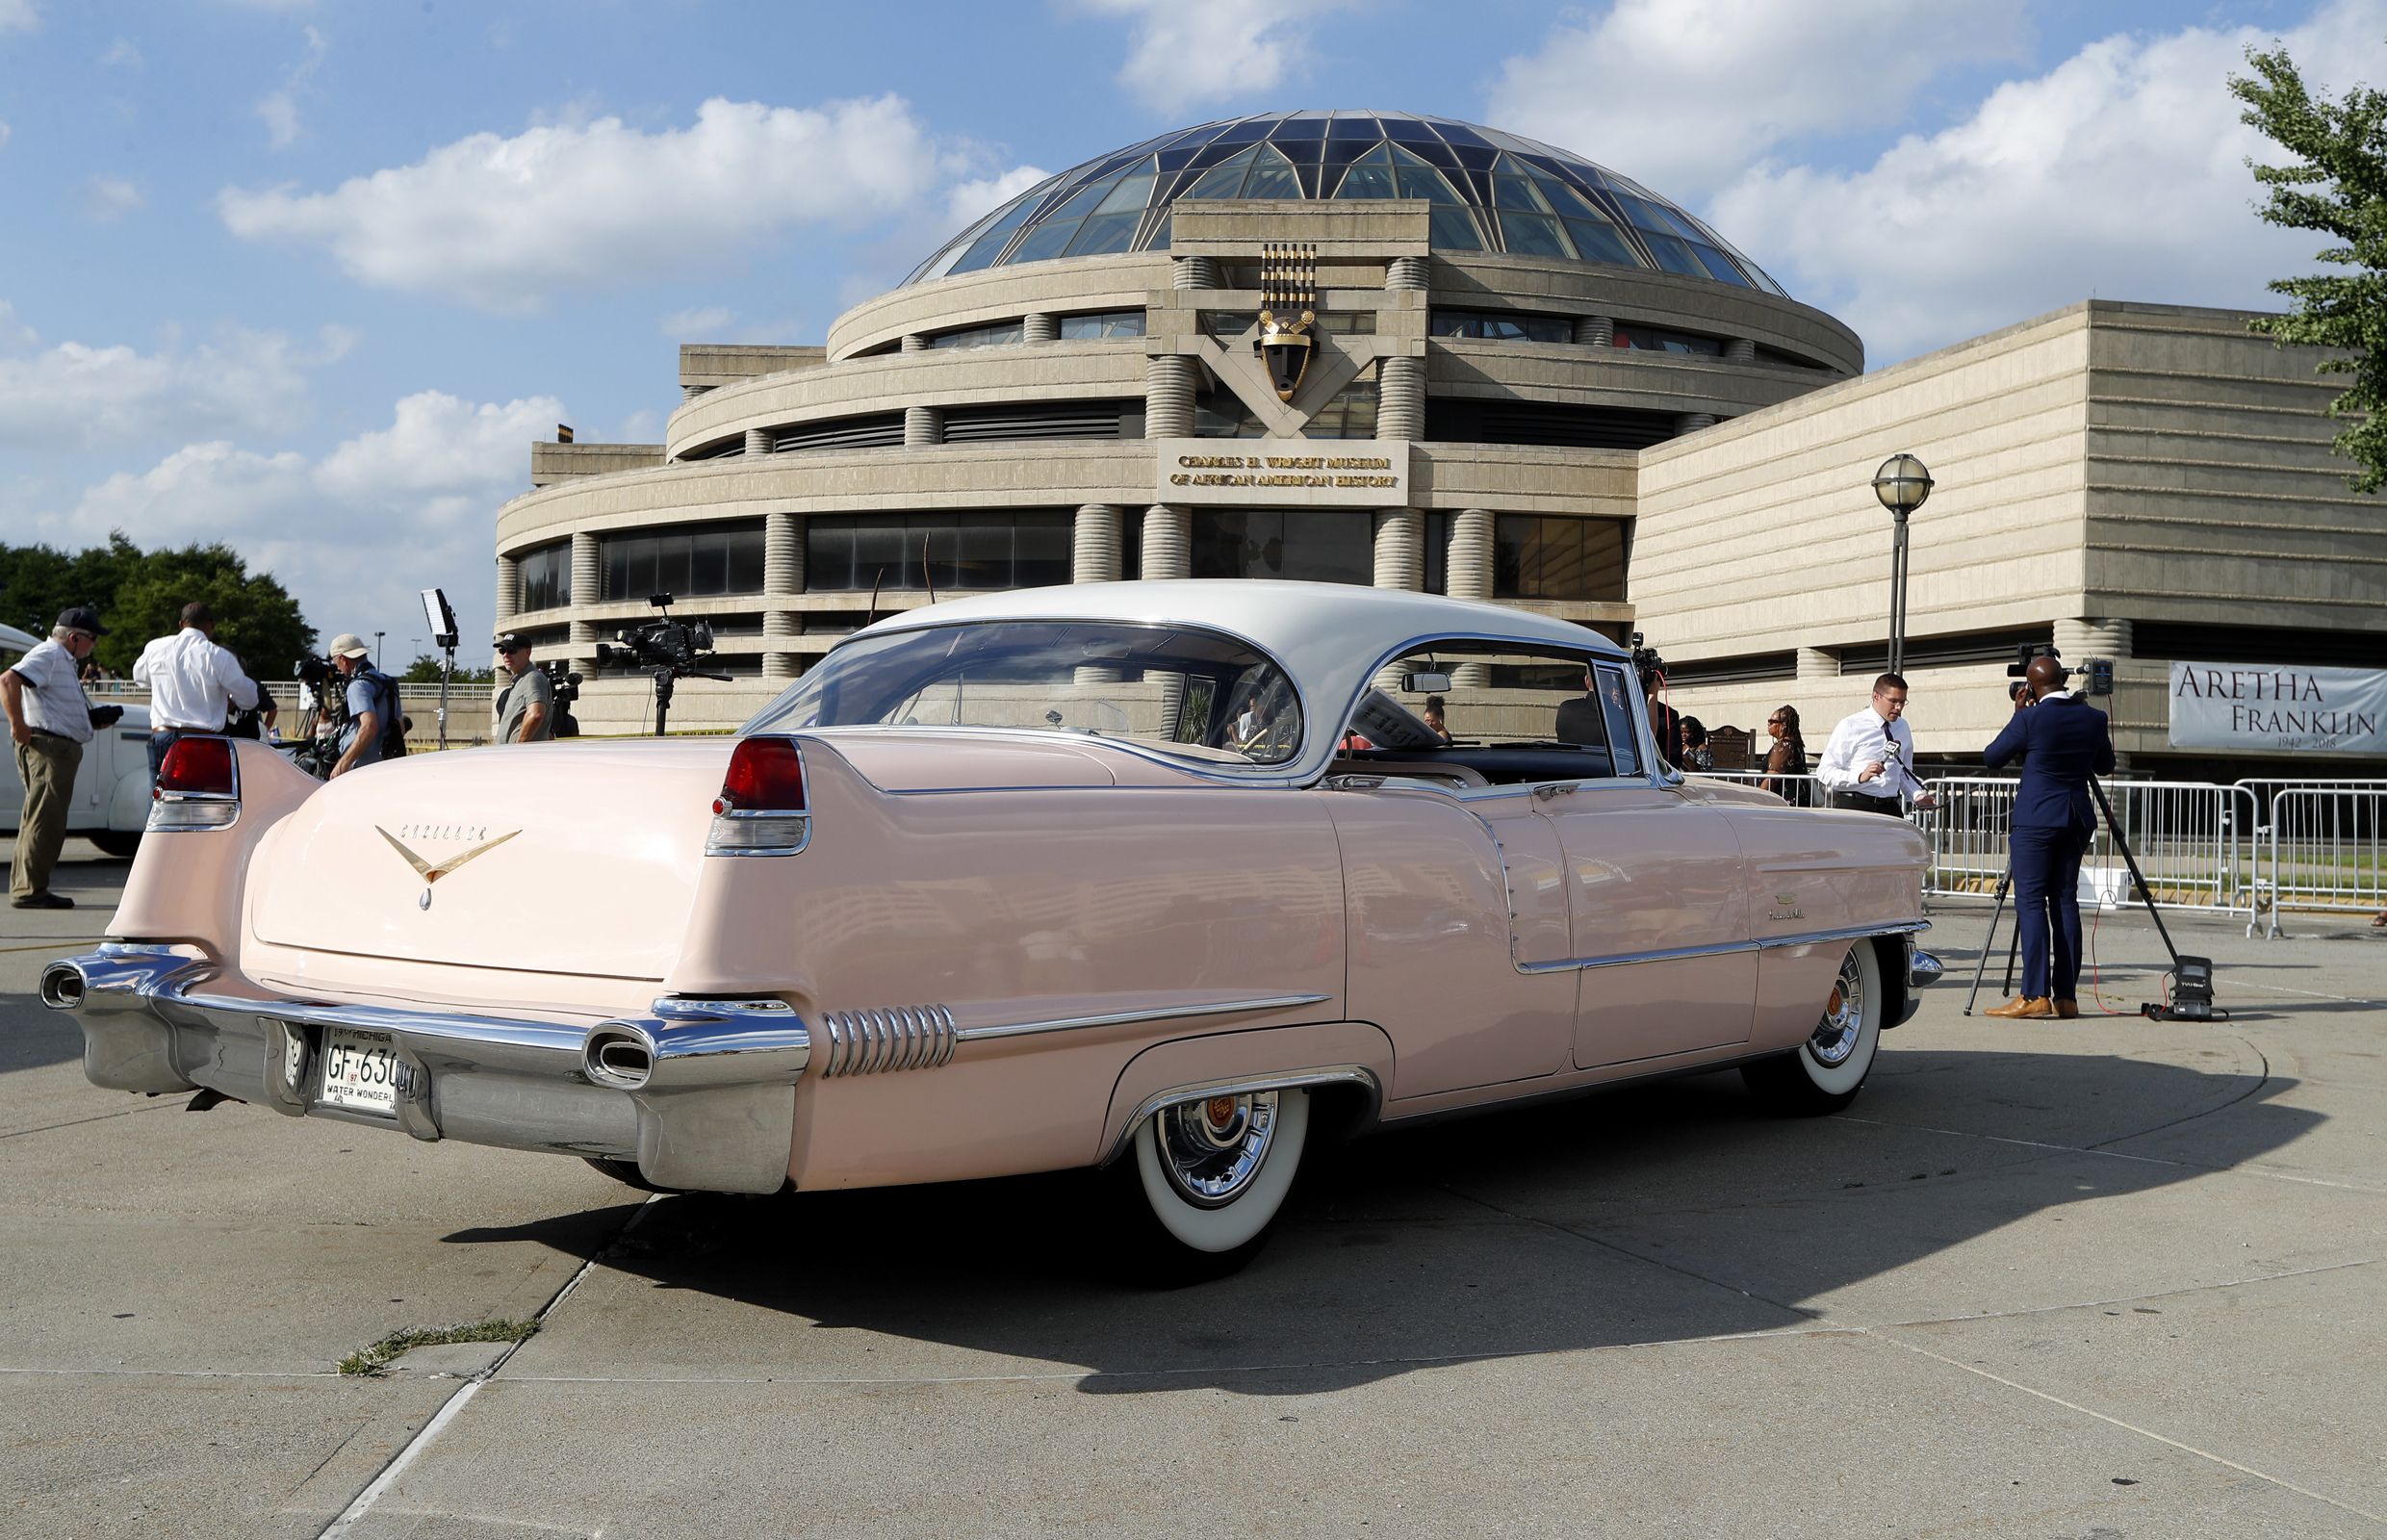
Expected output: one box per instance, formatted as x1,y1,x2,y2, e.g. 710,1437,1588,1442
1532,782,1578,802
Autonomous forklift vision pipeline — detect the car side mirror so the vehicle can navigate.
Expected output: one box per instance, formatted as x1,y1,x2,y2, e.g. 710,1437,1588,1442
1402,670,1452,693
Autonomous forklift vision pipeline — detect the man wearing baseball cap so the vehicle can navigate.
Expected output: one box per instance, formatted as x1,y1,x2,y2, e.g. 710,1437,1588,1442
325,633,401,778
492,634,553,744
3,606,105,908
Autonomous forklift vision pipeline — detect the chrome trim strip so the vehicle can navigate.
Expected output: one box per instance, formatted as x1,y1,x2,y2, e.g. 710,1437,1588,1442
1519,920,1931,975
956,992,1333,1043
1099,1065,1382,1168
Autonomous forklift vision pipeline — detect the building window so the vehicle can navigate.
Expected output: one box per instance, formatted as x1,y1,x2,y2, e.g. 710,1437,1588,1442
804,513,1073,592
516,540,571,612
1495,516,1627,602
1430,309,1573,344
1194,391,1265,438
929,321,1026,349
1612,324,1725,357
1191,511,1373,586
1058,310,1146,339
599,521,768,603
1302,370,1378,439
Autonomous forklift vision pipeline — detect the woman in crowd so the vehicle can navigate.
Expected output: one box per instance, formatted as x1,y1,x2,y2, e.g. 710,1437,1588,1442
1762,706,1809,805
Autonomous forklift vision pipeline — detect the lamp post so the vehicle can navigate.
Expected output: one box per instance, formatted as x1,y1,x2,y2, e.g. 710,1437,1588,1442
1870,453,1933,677
372,630,385,667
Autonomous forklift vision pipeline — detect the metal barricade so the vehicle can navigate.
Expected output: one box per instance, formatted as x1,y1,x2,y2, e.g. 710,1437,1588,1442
2258,785,2387,937
1918,778,2257,917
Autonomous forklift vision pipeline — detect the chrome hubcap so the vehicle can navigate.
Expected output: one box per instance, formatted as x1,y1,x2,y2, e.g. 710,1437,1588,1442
1155,1090,1280,1208
1809,950,1866,1066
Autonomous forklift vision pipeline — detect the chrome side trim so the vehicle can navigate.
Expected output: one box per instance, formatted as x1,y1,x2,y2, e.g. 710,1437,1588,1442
1099,1065,1383,1168
819,1004,958,1076
956,992,1334,1044
1518,919,1931,975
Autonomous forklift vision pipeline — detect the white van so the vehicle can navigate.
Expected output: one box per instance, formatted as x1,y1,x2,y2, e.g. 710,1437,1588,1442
1,621,155,858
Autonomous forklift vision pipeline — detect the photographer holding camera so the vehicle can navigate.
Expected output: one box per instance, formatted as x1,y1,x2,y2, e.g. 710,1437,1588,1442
1981,654,2116,1020
492,634,553,744
324,634,404,778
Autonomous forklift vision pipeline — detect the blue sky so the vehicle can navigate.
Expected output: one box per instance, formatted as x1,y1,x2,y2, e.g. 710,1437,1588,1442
1,0,2378,657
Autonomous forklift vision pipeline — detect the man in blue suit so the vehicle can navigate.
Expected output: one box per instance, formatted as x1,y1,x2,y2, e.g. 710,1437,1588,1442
1982,654,2116,1019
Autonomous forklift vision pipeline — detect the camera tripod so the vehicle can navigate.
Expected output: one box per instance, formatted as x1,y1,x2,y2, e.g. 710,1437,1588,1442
1962,779,2223,1021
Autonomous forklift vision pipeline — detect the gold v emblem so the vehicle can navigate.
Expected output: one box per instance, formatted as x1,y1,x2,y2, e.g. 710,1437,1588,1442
375,826,521,886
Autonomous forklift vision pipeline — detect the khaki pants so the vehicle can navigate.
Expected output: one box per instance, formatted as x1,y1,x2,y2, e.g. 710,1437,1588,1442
11,734,83,901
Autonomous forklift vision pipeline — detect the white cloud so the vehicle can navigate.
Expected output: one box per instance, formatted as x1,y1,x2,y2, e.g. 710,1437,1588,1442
1083,0,1359,116
0,0,35,34
0,120,12,152
86,176,141,221
1709,0,2387,365
54,391,559,653
1490,0,2031,200
943,164,1049,230
99,36,141,68
219,94,946,313
659,306,732,339
0,311,352,451
256,25,327,148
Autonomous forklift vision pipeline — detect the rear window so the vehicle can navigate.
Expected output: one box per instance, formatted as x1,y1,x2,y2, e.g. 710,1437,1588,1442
742,620,1305,766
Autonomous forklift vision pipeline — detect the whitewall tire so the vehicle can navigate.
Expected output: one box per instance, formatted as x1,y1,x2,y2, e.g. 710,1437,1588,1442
1120,1086,1310,1275
1741,939,1885,1115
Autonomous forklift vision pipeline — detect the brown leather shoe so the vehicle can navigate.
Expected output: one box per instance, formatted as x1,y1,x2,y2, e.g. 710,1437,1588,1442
2055,999,2080,1019
1985,995,2056,1019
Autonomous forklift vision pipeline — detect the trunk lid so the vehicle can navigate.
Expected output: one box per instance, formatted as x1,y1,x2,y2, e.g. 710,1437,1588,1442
248,739,735,980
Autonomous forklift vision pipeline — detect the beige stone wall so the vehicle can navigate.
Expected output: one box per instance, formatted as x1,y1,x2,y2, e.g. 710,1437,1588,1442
528,442,664,487
679,345,826,392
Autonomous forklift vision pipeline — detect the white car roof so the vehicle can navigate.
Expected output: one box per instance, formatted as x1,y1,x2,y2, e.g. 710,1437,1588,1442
0,622,39,654
854,580,1631,783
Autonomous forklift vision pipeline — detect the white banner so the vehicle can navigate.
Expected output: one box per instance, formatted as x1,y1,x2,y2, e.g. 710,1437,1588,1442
2168,662,2387,754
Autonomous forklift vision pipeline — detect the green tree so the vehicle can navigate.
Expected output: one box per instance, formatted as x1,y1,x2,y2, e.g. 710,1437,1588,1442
2230,43,2387,493
0,532,315,678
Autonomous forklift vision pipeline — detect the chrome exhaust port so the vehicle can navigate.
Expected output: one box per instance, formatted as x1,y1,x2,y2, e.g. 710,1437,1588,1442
38,962,88,1012
582,1024,655,1091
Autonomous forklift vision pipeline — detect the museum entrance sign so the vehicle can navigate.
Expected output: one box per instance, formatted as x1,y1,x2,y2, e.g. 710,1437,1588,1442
1155,439,1410,507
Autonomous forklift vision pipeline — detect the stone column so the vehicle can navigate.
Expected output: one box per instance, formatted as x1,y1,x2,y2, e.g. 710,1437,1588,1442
1174,255,1222,291
763,511,803,683
1447,508,1495,685
905,405,942,447
681,384,709,403
2055,618,2135,659
1144,356,1196,438
567,532,600,671
744,427,773,457
1373,509,1423,592
494,556,521,625
1377,357,1424,440
901,334,929,354
1072,504,1122,583
1676,412,1718,434
1725,338,1756,364
1023,312,1058,344
1140,504,1191,580
1575,315,1614,347
1796,648,1836,680
1385,255,1428,292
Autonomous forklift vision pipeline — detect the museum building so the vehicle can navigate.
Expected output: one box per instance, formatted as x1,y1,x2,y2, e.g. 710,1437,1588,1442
495,110,2386,770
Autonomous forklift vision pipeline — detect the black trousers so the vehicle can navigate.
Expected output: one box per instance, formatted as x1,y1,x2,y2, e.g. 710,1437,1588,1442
1827,790,1904,816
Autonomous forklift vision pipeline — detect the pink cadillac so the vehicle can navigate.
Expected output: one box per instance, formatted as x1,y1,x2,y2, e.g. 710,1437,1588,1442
43,582,1938,1272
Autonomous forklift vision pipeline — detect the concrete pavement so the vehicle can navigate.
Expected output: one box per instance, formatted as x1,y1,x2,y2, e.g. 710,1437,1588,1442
4,837,2382,1537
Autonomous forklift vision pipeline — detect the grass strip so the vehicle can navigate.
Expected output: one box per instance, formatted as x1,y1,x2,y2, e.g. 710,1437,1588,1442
337,1318,538,1377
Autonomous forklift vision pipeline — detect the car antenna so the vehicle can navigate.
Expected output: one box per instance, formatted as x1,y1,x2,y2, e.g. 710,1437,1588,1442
864,568,884,628
923,533,937,606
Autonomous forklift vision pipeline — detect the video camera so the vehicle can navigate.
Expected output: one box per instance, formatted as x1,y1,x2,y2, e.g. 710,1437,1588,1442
2006,641,2062,703
595,594,721,678
538,659,582,738
1629,630,1665,692
295,653,338,692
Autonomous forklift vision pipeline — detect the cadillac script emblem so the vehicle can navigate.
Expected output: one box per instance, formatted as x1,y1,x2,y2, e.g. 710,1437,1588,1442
1255,241,1318,401
375,826,521,911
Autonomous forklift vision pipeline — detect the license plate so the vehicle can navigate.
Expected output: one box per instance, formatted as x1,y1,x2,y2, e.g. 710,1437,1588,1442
317,1027,417,1116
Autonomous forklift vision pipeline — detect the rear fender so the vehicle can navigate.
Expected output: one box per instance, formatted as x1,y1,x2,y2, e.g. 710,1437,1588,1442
114,740,319,958
1097,1020,1394,1166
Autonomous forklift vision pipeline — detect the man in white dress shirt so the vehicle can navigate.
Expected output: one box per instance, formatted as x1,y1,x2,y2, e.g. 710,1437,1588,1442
131,602,267,780
1815,673,1939,816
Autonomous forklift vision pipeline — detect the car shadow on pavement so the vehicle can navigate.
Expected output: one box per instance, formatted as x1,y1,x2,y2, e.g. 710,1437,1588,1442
450,1049,2323,1396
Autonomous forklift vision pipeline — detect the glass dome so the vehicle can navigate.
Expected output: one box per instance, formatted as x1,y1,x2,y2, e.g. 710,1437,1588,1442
906,111,1785,295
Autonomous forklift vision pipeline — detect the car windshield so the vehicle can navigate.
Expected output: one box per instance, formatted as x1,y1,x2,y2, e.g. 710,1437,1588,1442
741,620,1305,765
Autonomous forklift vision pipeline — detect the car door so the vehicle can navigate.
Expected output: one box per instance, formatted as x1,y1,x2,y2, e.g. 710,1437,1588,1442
1529,661,1756,1068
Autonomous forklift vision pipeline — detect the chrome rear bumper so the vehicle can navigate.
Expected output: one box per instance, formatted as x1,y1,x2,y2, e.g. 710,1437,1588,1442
38,944,809,1194
1895,935,1943,1027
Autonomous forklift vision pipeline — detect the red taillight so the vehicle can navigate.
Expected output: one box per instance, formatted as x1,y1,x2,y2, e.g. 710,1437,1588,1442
715,737,807,814
708,737,809,857
157,736,237,798
150,734,241,832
